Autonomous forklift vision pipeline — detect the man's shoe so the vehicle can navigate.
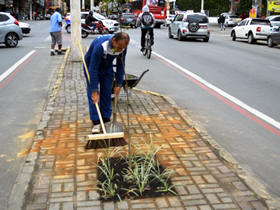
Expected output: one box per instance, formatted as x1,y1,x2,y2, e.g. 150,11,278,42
50,51,55,56
92,124,101,134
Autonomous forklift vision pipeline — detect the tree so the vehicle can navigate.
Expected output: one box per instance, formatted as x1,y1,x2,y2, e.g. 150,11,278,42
176,0,229,16
239,0,252,15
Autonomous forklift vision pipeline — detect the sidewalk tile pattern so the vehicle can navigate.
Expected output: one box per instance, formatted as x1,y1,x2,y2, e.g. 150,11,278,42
24,58,268,210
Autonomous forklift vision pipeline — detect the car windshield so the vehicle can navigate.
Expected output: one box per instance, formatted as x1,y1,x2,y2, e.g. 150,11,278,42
185,15,208,23
123,14,135,18
229,15,238,18
93,12,105,20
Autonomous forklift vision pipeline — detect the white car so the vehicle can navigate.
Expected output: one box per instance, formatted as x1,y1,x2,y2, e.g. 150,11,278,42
67,12,120,34
231,18,270,44
18,22,31,34
220,13,241,27
165,14,175,26
266,15,280,27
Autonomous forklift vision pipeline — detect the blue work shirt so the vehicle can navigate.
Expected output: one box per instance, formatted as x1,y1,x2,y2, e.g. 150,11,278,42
84,35,127,93
49,11,62,32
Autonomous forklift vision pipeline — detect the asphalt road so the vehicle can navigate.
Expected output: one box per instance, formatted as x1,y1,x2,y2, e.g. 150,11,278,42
0,20,66,209
120,26,280,202
1,20,279,208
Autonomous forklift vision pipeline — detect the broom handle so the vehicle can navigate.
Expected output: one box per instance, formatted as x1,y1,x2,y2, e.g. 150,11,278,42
78,42,107,134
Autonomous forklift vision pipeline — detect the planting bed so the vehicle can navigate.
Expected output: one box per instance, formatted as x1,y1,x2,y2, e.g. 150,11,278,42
97,156,176,201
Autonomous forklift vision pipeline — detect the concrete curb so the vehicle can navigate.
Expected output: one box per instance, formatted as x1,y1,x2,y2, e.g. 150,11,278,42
7,47,71,210
134,88,280,210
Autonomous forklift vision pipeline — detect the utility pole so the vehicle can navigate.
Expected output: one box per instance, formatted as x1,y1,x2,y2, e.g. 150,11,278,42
91,0,94,11
201,0,204,13
82,0,85,10
70,0,82,61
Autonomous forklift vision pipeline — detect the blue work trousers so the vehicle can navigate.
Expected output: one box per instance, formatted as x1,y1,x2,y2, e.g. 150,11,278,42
86,72,114,125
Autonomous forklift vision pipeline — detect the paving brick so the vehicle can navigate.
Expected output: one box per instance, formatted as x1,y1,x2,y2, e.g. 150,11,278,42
168,197,182,207
251,201,267,209
77,191,86,201
51,183,62,192
103,201,115,210
205,193,220,204
50,196,73,202
48,203,60,210
183,199,207,206
62,202,74,210
186,185,200,194
26,204,47,210
212,203,238,209
155,197,169,208
77,201,101,207
199,205,212,210
117,200,129,209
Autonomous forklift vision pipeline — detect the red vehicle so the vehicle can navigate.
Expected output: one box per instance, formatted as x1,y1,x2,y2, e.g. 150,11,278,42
129,0,167,28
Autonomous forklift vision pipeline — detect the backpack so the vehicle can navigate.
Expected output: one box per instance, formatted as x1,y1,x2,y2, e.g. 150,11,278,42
141,12,154,26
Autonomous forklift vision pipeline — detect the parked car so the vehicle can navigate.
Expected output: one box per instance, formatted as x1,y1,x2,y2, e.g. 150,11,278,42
119,13,136,28
266,15,280,27
267,26,280,47
164,14,175,26
108,14,118,20
168,12,210,42
231,18,270,44
19,21,31,34
0,12,23,47
81,12,119,33
220,13,241,27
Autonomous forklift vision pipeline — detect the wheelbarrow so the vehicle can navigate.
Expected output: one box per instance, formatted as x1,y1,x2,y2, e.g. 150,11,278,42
123,69,149,90
112,69,149,92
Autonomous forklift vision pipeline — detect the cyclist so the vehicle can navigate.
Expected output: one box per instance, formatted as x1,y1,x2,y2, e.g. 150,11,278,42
86,10,97,31
137,5,155,52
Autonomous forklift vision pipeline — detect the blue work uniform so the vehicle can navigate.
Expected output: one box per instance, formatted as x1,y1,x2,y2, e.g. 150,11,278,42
84,35,127,124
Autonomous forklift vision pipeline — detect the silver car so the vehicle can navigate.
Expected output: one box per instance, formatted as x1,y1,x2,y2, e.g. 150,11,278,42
0,12,23,47
168,12,210,42
266,15,280,27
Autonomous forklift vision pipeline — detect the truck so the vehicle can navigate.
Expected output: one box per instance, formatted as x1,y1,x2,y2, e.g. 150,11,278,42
231,18,271,44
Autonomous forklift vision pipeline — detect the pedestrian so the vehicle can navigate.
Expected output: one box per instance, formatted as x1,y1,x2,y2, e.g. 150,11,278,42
84,32,130,133
49,8,63,56
218,14,225,31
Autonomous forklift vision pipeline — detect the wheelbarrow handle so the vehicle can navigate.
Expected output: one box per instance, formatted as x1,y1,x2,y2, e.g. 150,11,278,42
131,69,149,88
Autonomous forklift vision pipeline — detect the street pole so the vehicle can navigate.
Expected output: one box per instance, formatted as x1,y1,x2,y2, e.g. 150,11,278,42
70,0,82,61
82,0,85,10
201,0,204,13
91,0,94,11
29,0,33,20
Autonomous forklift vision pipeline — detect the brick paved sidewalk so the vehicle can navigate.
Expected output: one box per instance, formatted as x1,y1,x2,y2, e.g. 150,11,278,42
22,50,274,210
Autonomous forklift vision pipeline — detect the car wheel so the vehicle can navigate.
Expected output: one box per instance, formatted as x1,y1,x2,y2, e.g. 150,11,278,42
66,25,71,33
232,31,236,41
177,30,183,41
168,27,173,38
248,33,255,44
5,33,18,48
203,37,209,42
81,30,88,38
267,36,274,47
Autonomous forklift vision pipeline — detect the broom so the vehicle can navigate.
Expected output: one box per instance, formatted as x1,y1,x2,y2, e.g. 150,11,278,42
78,42,124,141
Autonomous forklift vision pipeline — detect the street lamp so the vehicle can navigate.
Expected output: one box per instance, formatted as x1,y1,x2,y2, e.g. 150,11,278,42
201,0,204,12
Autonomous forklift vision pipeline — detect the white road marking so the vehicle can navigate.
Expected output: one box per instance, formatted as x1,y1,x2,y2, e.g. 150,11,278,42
152,51,280,130
130,38,280,130
0,50,36,83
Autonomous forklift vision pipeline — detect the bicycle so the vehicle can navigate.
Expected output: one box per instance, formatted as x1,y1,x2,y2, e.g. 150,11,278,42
142,30,152,59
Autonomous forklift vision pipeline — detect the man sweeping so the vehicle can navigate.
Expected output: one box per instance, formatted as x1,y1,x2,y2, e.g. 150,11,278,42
84,32,130,133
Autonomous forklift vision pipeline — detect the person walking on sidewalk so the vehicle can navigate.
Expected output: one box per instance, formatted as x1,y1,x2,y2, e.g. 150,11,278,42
218,14,225,31
49,8,63,56
84,32,130,133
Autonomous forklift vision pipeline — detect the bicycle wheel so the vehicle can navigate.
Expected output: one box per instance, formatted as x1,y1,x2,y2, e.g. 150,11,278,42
142,38,148,56
146,34,152,59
